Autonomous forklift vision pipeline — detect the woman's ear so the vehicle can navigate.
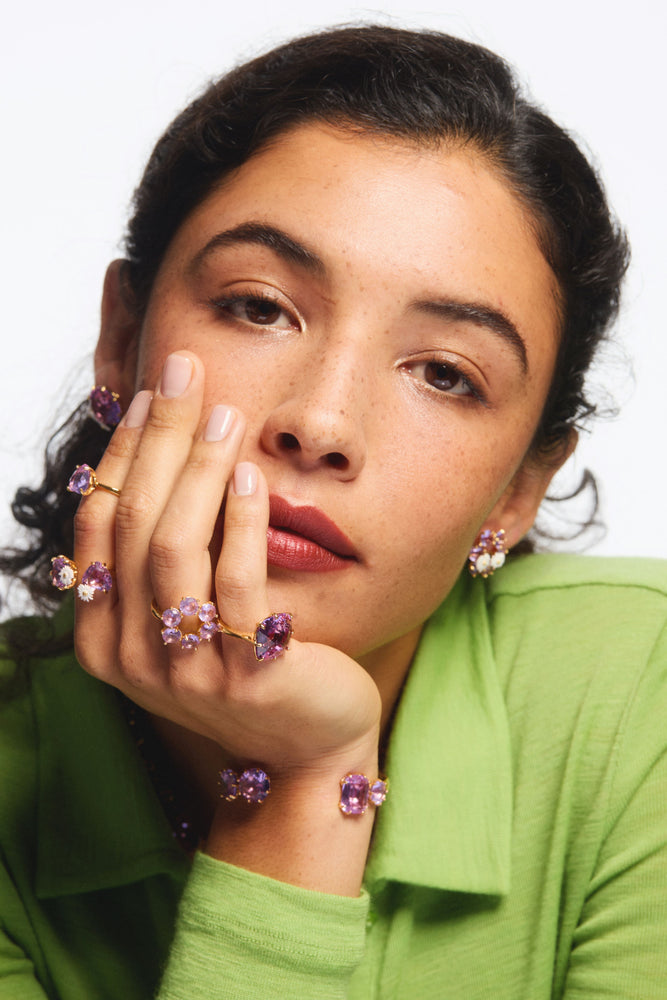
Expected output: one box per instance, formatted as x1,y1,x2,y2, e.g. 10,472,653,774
482,431,578,549
93,259,142,408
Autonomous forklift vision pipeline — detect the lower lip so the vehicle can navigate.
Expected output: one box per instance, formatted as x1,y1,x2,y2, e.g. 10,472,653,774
266,527,356,572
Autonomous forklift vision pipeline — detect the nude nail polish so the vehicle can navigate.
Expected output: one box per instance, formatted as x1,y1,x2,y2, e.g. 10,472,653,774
233,462,257,496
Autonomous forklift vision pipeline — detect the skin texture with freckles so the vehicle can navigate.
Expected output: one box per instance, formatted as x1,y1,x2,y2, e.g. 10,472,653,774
105,125,564,678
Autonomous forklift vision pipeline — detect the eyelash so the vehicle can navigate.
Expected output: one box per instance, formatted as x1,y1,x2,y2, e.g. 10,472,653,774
210,292,486,403
404,359,486,404
210,291,300,330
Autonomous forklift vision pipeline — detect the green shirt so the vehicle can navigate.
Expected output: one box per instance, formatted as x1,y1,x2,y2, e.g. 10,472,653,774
1,555,666,998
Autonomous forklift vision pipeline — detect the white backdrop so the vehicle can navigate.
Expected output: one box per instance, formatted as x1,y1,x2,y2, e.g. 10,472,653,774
2,0,665,561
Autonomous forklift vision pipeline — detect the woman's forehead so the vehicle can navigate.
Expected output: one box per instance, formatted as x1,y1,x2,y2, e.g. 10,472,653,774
155,123,561,370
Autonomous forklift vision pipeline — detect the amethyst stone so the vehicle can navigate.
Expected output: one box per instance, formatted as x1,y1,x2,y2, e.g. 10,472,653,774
50,555,76,591
89,386,121,430
369,779,388,807
198,601,217,623
198,621,219,642
161,627,182,645
67,464,96,496
339,774,369,815
80,561,112,593
180,633,200,651
239,768,271,803
254,613,293,661
179,597,199,617
218,769,239,801
161,607,182,628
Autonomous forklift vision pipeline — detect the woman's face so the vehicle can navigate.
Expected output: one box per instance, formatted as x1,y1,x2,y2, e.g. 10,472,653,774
101,124,564,670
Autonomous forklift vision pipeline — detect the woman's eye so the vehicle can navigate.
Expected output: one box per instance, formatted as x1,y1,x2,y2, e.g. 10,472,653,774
422,361,473,396
219,295,297,329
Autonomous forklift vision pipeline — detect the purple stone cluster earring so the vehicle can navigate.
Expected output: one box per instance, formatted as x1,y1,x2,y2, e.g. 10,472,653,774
468,528,508,578
88,386,122,431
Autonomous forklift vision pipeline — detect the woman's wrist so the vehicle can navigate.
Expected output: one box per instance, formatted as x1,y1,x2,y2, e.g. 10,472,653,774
204,748,382,896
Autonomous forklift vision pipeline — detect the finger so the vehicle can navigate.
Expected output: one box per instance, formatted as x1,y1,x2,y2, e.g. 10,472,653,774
73,390,156,682
112,352,207,608
72,390,153,575
215,461,273,661
149,404,246,605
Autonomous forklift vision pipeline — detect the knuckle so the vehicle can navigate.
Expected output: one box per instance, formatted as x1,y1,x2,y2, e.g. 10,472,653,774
216,560,251,604
149,530,186,574
101,431,137,462
186,448,226,477
145,404,195,438
73,499,109,543
113,490,156,547
226,505,261,533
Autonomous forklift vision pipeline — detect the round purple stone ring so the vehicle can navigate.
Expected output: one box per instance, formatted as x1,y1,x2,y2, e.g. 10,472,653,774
67,464,121,498
151,598,293,661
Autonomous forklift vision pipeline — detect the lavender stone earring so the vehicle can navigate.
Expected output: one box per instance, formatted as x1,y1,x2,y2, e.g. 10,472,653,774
468,528,508,579
88,386,122,430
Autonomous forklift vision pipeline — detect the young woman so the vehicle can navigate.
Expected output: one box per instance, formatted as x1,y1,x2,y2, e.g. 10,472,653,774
1,25,665,1000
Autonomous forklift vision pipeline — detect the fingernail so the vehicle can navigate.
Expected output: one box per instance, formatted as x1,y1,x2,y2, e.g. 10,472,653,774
160,354,193,398
233,461,257,496
123,390,153,428
204,405,235,442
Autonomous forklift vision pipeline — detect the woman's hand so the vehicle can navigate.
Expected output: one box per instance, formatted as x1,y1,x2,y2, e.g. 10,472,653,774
73,351,382,776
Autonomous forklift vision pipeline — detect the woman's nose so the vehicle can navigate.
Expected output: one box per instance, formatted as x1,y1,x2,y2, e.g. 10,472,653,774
260,363,367,480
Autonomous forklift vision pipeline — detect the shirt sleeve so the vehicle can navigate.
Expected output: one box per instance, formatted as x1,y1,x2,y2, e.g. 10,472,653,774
562,621,667,998
157,853,370,999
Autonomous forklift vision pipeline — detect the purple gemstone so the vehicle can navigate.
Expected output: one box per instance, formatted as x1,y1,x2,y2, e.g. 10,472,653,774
179,597,199,617
218,769,239,800
50,555,76,590
369,779,388,807
198,601,217,623
254,613,293,661
89,386,121,429
239,768,271,803
339,773,369,815
181,633,200,650
161,627,182,645
198,621,219,642
67,464,96,496
161,607,182,628
80,561,112,593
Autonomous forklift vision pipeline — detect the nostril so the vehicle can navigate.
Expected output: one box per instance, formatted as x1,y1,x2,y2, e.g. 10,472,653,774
326,452,348,470
279,432,300,452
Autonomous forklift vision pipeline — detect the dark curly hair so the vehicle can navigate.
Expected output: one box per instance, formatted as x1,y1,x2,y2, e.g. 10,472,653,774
1,25,629,612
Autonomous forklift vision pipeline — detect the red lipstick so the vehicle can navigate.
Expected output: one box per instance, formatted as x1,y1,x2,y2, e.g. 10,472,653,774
267,495,358,572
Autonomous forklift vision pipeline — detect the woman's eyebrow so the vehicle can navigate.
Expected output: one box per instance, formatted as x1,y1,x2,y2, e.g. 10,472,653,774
191,222,528,372
413,300,529,373
190,222,326,276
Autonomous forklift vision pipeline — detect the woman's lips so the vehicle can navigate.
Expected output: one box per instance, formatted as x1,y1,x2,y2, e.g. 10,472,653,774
267,495,358,572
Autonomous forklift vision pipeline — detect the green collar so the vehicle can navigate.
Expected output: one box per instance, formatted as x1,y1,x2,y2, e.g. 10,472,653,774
366,575,512,896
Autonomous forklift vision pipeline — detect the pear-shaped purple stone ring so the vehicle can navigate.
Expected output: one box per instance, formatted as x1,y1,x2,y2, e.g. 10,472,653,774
218,612,294,662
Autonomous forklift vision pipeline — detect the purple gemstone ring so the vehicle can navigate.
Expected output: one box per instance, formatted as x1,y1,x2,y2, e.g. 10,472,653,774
67,463,121,498
217,612,293,662
151,597,221,651
150,600,293,660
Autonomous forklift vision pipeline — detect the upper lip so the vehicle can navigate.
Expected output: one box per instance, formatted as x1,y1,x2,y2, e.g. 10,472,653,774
268,495,358,560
